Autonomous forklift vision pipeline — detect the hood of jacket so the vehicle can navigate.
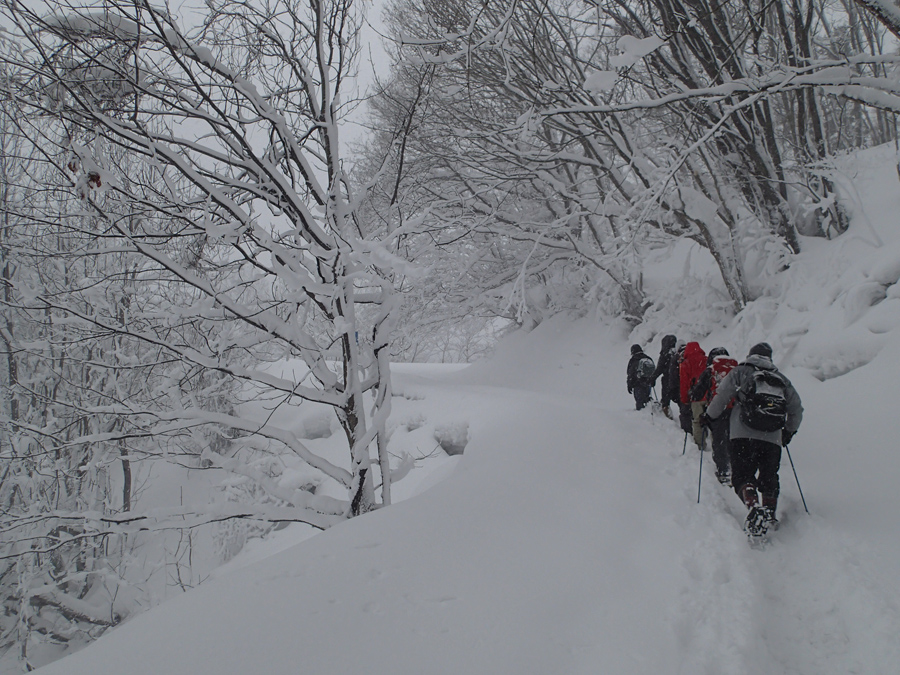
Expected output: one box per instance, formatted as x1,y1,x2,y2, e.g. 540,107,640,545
743,354,776,370
683,341,705,361
661,334,677,351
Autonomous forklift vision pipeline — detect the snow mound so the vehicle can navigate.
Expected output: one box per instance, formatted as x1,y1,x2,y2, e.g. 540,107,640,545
433,421,469,455
300,410,334,439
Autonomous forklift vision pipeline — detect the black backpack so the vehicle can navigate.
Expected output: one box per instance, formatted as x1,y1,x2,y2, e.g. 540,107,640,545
738,367,788,432
636,355,655,382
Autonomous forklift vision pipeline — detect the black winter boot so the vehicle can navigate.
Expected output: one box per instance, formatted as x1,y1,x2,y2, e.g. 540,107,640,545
761,494,779,527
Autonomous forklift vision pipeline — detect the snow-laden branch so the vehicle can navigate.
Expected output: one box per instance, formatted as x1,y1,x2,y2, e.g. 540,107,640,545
0,503,344,550
543,58,900,116
27,290,345,407
854,0,900,40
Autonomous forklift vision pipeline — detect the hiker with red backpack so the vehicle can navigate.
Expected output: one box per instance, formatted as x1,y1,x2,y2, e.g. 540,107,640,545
679,341,707,449
702,342,803,537
690,347,738,484
626,344,655,410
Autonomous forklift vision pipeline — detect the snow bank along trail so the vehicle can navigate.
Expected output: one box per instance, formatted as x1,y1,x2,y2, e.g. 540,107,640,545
36,318,900,675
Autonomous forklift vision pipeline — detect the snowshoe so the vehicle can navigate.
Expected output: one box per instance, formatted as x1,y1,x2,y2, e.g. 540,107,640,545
744,506,770,539
745,506,781,549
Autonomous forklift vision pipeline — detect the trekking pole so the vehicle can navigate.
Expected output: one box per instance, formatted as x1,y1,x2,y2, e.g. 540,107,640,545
697,427,707,503
784,444,809,514
682,432,688,455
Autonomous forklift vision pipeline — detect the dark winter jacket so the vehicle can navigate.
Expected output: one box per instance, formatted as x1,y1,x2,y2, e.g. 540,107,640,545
627,350,653,393
652,335,677,405
667,343,686,405
706,354,803,444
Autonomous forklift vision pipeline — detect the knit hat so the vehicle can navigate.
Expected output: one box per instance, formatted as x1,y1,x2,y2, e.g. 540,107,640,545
631,344,642,355
707,346,729,364
748,342,773,358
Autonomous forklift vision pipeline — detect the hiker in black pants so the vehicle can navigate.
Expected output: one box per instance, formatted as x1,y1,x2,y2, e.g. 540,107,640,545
651,334,678,419
691,347,737,484
703,343,803,533
626,344,654,411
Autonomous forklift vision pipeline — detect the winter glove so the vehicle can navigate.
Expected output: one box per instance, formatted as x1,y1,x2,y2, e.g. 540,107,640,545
782,430,795,446
698,412,712,428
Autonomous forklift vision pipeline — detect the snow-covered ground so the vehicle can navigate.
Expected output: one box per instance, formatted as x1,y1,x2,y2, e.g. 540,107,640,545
31,146,900,675
32,312,900,674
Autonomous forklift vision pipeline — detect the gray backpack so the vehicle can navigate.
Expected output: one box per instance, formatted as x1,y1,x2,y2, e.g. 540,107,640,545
738,367,788,432
636,355,655,383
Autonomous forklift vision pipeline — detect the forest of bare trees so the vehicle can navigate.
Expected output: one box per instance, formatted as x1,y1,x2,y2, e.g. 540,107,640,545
0,0,899,668
364,0,900,327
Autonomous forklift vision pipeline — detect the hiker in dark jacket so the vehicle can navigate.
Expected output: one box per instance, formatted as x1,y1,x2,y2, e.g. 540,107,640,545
691,347,737,484
651,334,677,419
703,342,803,532
626,344,654,411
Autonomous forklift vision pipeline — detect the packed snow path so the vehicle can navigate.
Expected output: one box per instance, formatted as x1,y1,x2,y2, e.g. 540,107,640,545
37,321,900,675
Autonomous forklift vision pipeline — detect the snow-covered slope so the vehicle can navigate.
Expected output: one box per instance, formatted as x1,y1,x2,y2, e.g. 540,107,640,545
33,314,900,674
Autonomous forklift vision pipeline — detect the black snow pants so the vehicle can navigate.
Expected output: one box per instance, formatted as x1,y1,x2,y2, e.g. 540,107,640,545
678,402,692,434
633,384,651,410
730,438,781,505
710,414,731,476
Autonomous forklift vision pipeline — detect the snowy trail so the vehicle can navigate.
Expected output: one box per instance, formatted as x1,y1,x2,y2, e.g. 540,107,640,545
456,319,900,674
750,527,900,674
36,319,900,675
633,401,900,675
627,401,900,674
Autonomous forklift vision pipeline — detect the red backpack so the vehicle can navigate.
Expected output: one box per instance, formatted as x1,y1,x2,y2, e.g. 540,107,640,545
709,356,738,402
679,342,707,403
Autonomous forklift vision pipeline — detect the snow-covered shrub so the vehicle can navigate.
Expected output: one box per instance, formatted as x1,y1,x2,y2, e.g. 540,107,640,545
434,422,469,456
402,413,427,432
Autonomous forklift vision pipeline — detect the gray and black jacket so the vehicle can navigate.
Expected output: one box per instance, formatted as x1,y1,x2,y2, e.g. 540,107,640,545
706,354,803,445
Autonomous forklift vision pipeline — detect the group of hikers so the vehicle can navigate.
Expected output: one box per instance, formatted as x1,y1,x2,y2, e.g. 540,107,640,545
627,337,803,537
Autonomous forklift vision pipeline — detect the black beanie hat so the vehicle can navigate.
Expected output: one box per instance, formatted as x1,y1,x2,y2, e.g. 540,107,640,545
631,344,642,355
707,346,729,364
748,342,773,358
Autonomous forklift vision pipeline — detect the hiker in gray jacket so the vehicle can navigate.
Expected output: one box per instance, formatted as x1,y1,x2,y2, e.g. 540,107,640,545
702,342,803,529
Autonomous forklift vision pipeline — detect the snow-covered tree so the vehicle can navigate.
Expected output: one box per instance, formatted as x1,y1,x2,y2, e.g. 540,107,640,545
366,0,896,326
365,0,655,324
0,0,401,611
0,96,152,667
